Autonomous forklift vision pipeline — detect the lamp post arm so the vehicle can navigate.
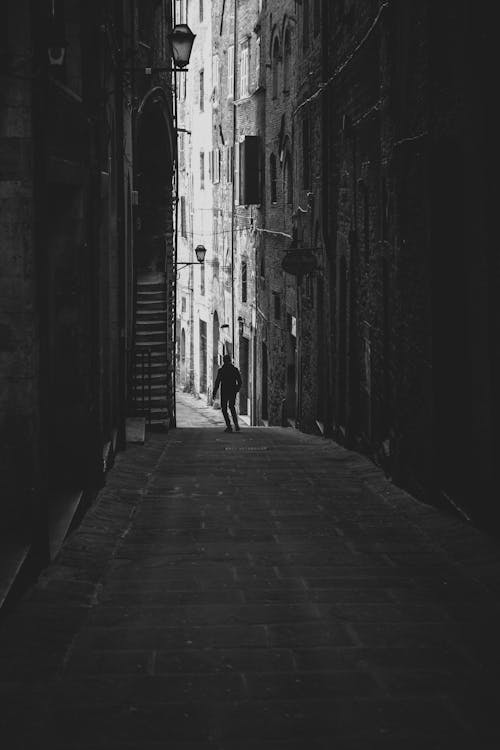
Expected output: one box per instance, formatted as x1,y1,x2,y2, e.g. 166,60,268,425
177,261,203,271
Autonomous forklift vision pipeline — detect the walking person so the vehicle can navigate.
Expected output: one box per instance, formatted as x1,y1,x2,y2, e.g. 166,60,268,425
213,354,242,432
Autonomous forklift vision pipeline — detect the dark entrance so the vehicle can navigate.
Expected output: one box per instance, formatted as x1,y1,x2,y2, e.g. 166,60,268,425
199,319,207,393
239,336,249,415
262,342,268,421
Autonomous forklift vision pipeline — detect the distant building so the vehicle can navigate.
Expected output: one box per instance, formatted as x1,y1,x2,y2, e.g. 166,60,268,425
176,0,213,399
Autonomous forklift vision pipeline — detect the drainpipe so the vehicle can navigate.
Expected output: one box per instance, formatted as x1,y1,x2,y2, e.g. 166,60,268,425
230,0,237,358
171,0,179,426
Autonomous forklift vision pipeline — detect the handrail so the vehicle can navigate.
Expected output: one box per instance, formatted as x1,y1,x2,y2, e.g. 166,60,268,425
131,346,152,429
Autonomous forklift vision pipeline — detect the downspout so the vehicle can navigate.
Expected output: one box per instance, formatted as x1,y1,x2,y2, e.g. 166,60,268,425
252,211,258,425
170,0,179,427
231,0,237,357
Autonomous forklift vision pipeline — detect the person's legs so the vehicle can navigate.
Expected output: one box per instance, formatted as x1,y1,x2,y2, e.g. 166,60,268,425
229,393,239,430
221,395,232,430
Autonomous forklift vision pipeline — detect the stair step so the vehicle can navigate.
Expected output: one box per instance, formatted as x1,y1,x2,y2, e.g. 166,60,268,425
136,303,166,312
136,312,167,320
136,320,166,329
137,290,166,299
135,331,167,340
137,282,166,292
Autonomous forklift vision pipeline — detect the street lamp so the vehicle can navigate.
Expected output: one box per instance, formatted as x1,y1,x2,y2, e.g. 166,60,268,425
177,244,206,271
168,24,196,70
122,23,196,75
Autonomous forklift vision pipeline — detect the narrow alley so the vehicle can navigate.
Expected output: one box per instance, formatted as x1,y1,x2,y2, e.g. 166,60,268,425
1,395,500,748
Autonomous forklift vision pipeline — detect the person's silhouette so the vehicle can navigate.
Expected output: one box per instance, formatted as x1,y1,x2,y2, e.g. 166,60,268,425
213,354,242,432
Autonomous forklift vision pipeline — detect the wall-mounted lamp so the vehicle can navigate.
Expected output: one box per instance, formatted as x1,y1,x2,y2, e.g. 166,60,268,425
177,244,206,271
168,23,196,70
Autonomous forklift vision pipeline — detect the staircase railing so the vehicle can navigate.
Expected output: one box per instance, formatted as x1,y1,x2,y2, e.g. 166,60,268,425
130,346,152,429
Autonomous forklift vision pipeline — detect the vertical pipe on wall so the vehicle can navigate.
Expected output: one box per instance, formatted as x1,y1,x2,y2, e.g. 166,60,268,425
230,0,237,358
171,0,179,426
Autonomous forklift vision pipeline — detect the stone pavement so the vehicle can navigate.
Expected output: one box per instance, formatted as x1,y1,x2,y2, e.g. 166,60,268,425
1,392,500,749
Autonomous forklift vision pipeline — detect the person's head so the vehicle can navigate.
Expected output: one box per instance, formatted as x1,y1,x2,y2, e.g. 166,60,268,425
223,354,231,364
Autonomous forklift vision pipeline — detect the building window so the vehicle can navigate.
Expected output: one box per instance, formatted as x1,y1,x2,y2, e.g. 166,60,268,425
178,72,187,101
200,263,205,295
199,0,204,22
255,35,261,89
200,150,205,189
179,132,185,170
241,261,248,302
227,45,234,98
302,117,310,188
226,145,234,183
270,153,277,204
177,0,187,24
273,291,281,321
199,68,204,111
303,0,310,51
212,54,219,101
272,36,280,99
239,40,249,98
283,28,291,92
180,196,187,237
182,296,186,313
211,148,221,183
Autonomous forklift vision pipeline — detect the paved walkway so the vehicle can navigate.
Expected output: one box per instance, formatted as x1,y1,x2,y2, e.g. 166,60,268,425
175,389,226,428
1,394,500,748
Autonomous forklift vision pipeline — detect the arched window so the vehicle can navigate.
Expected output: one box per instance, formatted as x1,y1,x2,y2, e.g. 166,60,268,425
283,28,291,92
270,153,277,204
272,37,280,99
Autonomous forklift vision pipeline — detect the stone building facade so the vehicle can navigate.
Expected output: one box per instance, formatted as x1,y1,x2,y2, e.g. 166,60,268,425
293,0,496,526
0,0,177,598
192,0,497,527
176,0,213,399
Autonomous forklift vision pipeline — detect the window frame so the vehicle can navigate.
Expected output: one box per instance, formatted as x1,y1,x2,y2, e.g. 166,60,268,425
239,39,250,99
227,45,234,99
199,68,204,111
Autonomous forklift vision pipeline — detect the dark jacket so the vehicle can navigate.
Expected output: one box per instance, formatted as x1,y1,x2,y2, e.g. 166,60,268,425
213,363,242,396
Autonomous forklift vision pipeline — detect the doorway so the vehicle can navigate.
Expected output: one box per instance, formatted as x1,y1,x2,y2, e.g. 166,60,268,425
239,335,249,415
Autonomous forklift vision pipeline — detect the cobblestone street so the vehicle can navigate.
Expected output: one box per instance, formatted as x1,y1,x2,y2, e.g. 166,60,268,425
1,392,500,749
